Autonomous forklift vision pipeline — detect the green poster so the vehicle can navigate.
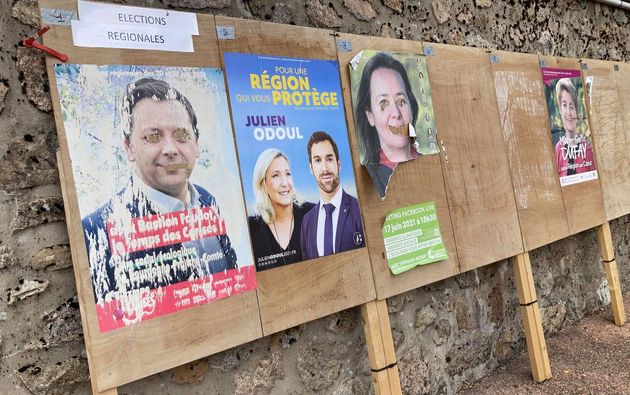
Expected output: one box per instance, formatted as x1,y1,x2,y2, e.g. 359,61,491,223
382,201,447,275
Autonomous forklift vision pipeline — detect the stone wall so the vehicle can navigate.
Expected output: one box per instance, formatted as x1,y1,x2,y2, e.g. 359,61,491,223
0,0,628,394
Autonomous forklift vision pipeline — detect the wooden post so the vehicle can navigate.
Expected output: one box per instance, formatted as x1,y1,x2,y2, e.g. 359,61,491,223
512,252,552,382
375,299,402,394
361,299,402,395
596,222,626,326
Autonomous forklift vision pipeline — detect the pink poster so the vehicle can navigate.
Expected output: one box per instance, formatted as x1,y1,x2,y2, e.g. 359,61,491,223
542,67,598,186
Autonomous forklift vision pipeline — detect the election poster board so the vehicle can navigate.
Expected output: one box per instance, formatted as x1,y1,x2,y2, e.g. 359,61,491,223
217,17,375,336
539,56,605,235
489,50,569,251
336,33,460,300
43,6,263,391
580,59,630,221
541,67,598,187
54,64,256,332
224,52,366,271
348,50,439,198
424,43,523,272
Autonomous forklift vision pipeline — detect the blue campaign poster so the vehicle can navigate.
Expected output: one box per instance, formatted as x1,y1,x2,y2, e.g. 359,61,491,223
224,53,365,271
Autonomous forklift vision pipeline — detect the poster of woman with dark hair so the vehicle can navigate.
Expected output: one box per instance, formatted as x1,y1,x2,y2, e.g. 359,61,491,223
349,50,439,198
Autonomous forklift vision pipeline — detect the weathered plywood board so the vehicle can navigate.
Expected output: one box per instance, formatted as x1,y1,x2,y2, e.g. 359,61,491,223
581,59,630,221
41,1,263,391
39,0,221,67
539,56,606,234
215,17,376,335
336,33,460,300
489,51,569,251
424,43,523,272
614,62,630,212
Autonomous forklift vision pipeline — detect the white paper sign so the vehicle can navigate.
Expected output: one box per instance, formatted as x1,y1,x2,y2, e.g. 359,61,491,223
71,20,194,52
77,0,198,35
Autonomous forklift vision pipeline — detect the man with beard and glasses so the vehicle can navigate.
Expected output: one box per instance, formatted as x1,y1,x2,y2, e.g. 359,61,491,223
300,131,365,260
81,77,237,303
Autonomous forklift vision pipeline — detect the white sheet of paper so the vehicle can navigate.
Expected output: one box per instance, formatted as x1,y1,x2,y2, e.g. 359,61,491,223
71,20,194,52
77,0,198,35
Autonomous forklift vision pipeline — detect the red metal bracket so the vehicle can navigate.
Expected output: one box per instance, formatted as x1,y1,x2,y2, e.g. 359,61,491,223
21,26,69,62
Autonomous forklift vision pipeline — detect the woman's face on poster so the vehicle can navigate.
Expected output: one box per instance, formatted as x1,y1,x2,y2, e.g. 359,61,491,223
559,89,577,135
264,156,294,208
365,67,413,153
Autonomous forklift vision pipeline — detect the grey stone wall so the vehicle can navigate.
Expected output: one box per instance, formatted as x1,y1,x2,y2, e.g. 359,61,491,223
0,0,628,394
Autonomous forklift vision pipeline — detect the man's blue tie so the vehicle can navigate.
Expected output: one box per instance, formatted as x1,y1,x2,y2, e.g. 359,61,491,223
323,203,335,256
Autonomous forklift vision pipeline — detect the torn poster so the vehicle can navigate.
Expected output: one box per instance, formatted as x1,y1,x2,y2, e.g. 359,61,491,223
349,50,439,198
54,64,256,332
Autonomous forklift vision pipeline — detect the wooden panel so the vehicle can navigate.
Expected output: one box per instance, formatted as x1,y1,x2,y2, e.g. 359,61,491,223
424,43,523,272
39,0,220,67
215,16,336,58
489,51,569,251
336,33,460,299
215,17,376,335
615,62,630,214
540,56,606,234
41,1,263,391
581,59,630,221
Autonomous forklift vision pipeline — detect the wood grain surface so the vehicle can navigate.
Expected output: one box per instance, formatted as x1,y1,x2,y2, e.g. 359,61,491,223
539,56,606,234
581,59,630,221
336,33,460,300
489,50,569,251
215,16,376,336
41,1,262,390
425,43,523,272
616,62,630,174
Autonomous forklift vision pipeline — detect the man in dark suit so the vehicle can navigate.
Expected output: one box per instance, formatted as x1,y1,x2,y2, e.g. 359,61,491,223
82,78,237,303
301,131,365,260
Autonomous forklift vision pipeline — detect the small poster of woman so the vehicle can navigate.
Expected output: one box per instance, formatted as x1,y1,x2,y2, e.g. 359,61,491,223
542,67,598,187
349,50,439,198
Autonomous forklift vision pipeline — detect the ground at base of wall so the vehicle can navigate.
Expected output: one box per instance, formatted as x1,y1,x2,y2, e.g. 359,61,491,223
459,294,630,394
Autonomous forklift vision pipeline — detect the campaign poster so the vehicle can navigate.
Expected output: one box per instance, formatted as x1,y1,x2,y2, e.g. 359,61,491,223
224,53,365,271
541,67,598,186
348,50,439,198
382,201,448,275
54,64,256,332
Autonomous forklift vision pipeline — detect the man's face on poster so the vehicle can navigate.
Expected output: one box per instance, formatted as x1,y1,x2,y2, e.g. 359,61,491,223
309,140,341,195
124,98,199,198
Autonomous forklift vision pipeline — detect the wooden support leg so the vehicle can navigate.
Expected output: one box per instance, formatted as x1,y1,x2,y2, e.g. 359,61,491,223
596,222,626,326
57,152,118,395
375,299,402,395
361,299,402,395
512,252,552,382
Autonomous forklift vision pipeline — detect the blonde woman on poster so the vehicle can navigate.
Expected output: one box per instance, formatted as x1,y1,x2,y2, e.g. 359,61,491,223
554,78,595,177
248,148,314,270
